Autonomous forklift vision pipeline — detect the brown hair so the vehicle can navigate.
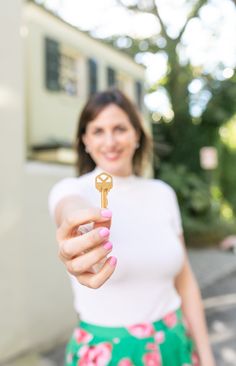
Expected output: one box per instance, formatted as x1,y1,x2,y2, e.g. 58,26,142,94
75,89,152,176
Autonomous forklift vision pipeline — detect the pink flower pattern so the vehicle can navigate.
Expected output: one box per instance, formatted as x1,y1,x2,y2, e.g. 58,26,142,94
143,351,162,366
118,358,134,366
146,343,158,351
66,312,197,366
74,328,93,344
162,312,178,328
127,323,155,338
78,342,112,366
154,331,165,344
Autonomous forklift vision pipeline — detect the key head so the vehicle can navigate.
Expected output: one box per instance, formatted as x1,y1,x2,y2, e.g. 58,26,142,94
95,172,113,192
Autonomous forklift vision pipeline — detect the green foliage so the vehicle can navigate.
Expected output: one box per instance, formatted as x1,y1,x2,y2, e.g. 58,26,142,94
157,162,236,246
201,76,236,128
183,215,236,247
220,146,236,214
157,163,211,217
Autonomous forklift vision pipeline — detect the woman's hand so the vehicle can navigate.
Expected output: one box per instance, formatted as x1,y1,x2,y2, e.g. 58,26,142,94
56,207,117,289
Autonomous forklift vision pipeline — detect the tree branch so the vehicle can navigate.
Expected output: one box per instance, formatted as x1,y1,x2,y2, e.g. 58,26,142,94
177,0,207,42
116,0,208,43
115,0,168,39
152,4,171,41
116,0,158,16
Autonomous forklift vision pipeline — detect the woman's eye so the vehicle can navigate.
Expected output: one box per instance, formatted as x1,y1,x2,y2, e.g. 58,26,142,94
115,126,127,132
93,129,103,135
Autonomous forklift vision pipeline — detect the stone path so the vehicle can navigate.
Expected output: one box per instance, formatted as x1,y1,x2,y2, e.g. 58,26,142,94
189,248,236,289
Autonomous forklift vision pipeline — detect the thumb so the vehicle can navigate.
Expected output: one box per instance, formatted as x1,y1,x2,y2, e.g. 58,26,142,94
94,208,112,229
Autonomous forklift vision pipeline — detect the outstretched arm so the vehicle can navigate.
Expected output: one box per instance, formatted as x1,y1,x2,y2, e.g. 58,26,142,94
175,235,215,366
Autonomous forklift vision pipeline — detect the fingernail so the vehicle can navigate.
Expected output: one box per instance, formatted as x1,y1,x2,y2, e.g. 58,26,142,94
109,256,117,267
103,241,113,250
99,227,110,238
101,209,112,218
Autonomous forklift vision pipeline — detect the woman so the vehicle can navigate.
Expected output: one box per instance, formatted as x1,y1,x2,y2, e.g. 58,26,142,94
49,89,215,366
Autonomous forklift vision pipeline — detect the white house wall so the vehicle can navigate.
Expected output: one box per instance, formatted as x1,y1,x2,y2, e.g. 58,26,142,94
0,0,27,360
0,1,146,362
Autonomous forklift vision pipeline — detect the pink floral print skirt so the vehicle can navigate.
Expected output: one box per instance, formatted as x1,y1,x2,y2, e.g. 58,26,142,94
65,308,200,366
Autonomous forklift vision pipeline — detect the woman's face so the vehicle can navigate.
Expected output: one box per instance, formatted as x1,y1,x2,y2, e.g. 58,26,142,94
82,104,139,176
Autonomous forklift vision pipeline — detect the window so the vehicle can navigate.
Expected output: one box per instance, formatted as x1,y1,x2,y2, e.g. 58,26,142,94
107,66,116,87
45,37,60,91
135,80,143,109
88,58,98,95
45,37,78,96
59,53,78,96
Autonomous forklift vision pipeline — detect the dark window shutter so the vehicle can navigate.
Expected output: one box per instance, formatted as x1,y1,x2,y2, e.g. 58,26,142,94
88,58,98,95
107,67,116,87
45,37,60,91
135,81,143,109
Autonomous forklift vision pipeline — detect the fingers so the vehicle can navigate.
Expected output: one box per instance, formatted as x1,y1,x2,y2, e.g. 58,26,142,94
59,226,111,261
67,241,113,275
56,207,116,289
57,208,112,240
77,256,117,289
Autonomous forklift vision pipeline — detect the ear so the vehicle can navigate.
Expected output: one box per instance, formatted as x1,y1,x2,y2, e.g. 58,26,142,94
82,133,88,147
135,130,141,145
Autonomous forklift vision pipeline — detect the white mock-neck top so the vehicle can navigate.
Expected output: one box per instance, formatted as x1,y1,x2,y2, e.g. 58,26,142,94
48,167,184,326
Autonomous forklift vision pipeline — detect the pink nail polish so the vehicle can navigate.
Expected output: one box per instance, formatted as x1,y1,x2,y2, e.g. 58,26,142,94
99,228,110,238
101,209,112,218
103,242,113,250
109,256,117,267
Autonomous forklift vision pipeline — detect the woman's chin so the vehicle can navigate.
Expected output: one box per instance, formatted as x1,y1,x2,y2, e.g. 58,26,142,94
98,160,130,176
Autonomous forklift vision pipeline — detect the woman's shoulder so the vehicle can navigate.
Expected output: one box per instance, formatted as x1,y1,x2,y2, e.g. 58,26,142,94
48,171,95,217
52,170,94,189
49,171,96,203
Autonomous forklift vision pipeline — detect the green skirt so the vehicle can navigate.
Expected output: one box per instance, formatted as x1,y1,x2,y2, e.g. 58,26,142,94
65,308,200,366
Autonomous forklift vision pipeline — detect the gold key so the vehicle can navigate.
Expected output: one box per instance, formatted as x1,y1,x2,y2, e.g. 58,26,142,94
95,172,113,208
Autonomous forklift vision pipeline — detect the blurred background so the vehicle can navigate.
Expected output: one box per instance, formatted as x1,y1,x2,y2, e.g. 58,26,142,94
0,0,236,365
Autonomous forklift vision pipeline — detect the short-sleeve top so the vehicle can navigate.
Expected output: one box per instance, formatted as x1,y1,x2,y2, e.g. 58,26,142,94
48,167,184,326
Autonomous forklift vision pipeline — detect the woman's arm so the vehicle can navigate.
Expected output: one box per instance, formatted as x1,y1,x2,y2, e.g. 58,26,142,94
54,194,91,227
175,235,215,366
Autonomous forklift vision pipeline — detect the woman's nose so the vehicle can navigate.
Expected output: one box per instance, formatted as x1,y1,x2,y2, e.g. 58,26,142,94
104,133,116,146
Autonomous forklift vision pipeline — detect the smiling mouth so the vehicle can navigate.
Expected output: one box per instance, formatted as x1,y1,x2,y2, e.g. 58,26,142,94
103,151,122,161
